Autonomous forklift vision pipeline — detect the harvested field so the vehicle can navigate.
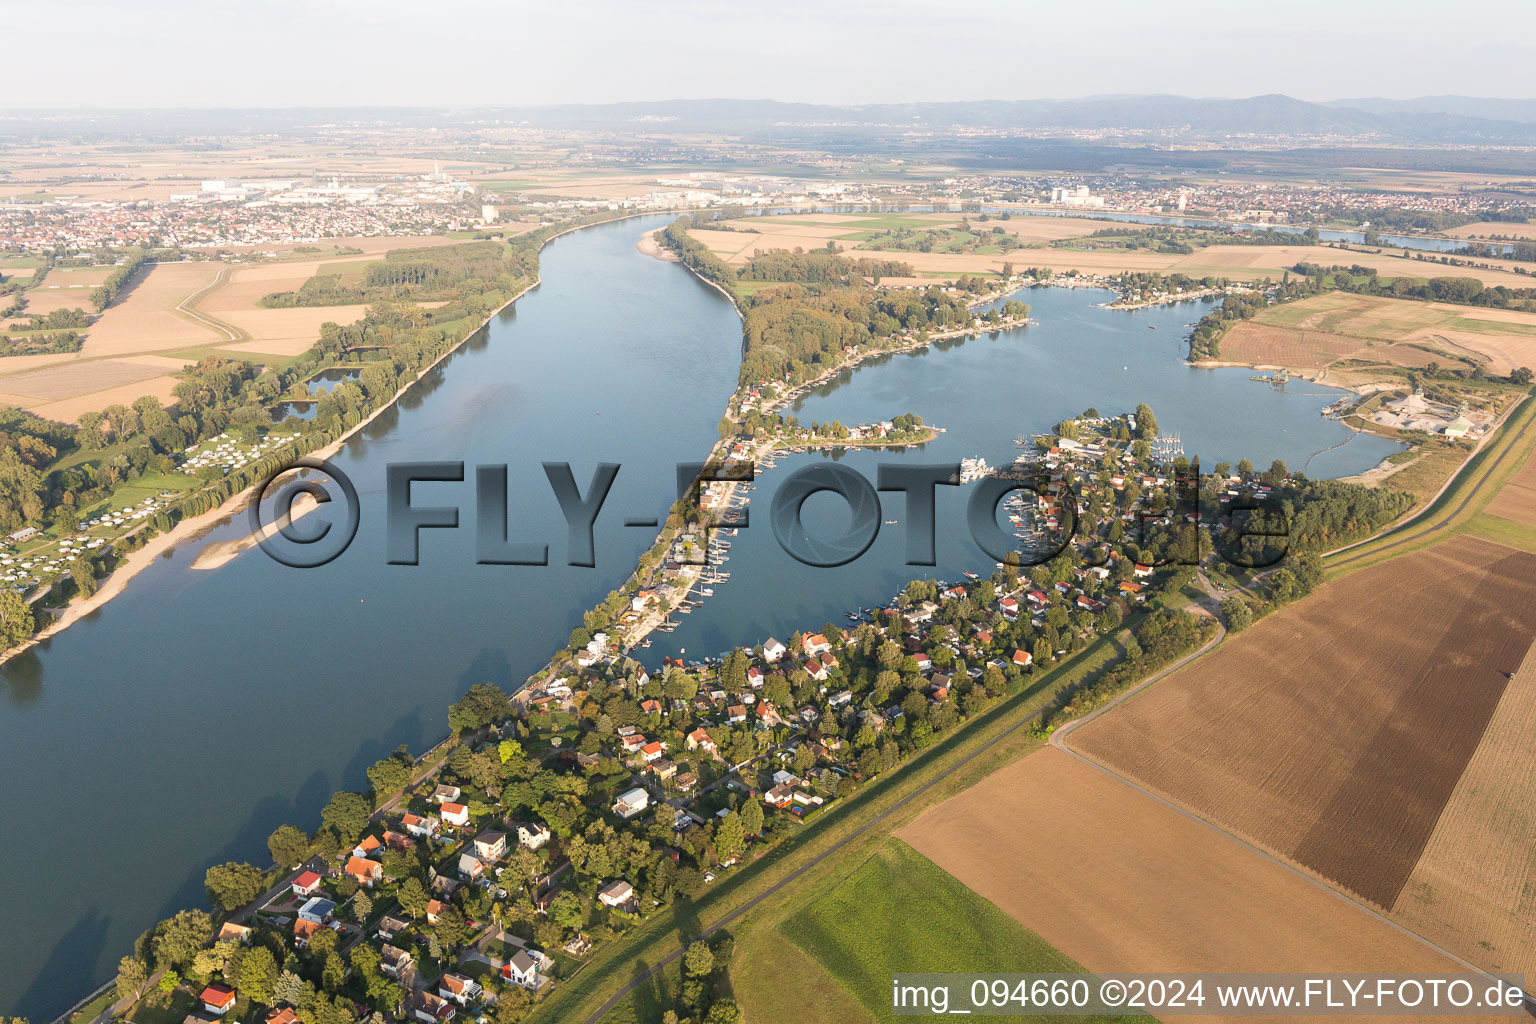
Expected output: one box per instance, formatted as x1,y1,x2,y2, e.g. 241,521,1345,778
1484,443,1536,528
1218,322,1370,368
0,358,170,401
20,287,95,317
81,262,225,357
1393,638,1536,977
900,747,1479,1019
1069,535,1536,909
1446,222,1536,240
30,375,181,423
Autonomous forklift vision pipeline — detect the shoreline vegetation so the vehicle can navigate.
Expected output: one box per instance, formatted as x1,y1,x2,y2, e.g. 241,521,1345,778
37,212,1531,1024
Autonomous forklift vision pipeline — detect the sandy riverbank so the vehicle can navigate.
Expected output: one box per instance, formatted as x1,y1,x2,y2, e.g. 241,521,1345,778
189,492,321,571
636,229,677,262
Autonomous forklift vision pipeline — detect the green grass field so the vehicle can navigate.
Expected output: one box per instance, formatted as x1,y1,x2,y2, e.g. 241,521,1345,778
781,839,1140,1023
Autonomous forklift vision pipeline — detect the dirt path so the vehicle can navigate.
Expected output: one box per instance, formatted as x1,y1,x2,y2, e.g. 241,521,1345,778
173,264,248,343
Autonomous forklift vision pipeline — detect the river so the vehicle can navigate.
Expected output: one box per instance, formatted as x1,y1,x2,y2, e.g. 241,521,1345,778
0,218,1399,1018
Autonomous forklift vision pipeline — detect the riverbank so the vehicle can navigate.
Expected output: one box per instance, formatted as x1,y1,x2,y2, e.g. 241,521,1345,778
0,248,565,667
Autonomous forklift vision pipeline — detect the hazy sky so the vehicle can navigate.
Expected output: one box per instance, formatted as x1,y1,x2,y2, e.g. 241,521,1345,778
12,0,1535,108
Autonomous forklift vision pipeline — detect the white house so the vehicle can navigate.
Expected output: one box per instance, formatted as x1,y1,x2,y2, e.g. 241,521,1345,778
613,787,649,819
502,949,541,989
762,637,786,662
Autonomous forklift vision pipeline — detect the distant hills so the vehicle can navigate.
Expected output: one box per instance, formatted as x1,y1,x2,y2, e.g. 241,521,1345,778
493,95,1536,143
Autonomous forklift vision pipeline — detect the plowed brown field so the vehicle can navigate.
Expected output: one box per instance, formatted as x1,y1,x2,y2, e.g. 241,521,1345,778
1069,535,1536,909
899,747,1485,1024
1393,638,1536,978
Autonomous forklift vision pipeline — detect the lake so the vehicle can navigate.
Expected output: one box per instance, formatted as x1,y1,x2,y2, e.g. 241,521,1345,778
0,217,1400,1018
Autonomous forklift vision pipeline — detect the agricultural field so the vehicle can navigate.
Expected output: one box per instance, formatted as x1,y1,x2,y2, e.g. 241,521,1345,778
780,838,1131,1023
688,214,1536,290
1392,639,1536,978
1484,440,1536,528
194,261,369,357
1068,534,1536,910
900,747,1479,1016
1228,292,1536,376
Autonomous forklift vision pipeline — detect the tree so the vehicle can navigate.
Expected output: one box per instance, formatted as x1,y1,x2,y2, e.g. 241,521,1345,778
319,791,370,843
715,810,745,863
365,746,414,801
152,909,213,970
239,946,279,1005
115,955,149,1003
683,941,715,979
70,558,96,598
397,877,430,919
548,891,583,931
1512,366,1533,385
740,797,764,838
273,969,305,1007
0,590,34,650
205,862,265,912
704,1001,743,1024
267,825,310,870
1220,596,1254,633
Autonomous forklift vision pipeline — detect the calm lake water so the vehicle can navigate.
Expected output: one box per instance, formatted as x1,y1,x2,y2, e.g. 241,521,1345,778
0,218,1400,1018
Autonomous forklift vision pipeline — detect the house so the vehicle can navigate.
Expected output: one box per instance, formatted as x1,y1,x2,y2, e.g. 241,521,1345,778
764,784,794,809
291,870,322,897
383,829,414,851
762,637,786,662
377,914,411,941
620,732,648,753
912,652,932,672
458,853,484,881
412,992,455,1024
401,813,440,838
685,727,716,753
440,802,470,827
613,787,649,819
473,831,508,861
298,896,336,923
381,943,415,978
640,740,665,762
266,1008,299,1024
515,821,551,850
1133,563,1153,578
756,701,783,727
998,597,1020,621
675,771,698,792
726,704,747,725
433,784,461,804
438,973,480,1006
650,758,678,781
425,898,445,924
598,879,637,910
216,922,252,945
344,856,383,886
829,689,853,709
746,666,764,688
353,834,383,858
805,659,829,682
1012,649,1033,668
503,949,541,989
200,985,236,1017
293,917,322,947
802,633,832,657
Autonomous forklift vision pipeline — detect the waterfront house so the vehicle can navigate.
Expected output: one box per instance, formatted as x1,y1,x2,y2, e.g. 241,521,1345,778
802,633,832,657
200,985,236,1017
762,637,786,662
216,922,252,944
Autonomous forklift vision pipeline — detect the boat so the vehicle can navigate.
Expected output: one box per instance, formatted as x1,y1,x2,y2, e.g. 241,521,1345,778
883,519,899,525
963,571,980,580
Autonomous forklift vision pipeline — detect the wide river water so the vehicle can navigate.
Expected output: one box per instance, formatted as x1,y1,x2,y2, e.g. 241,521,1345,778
0,216,1400,1018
